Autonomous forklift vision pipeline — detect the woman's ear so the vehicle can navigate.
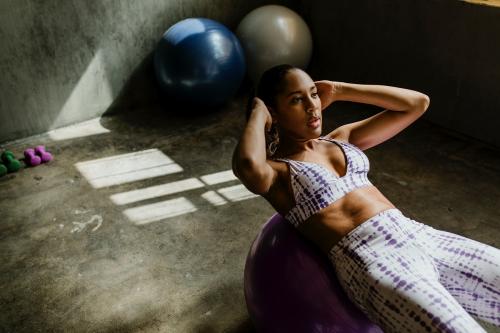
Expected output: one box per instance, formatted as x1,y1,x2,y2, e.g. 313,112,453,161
268,106,278,120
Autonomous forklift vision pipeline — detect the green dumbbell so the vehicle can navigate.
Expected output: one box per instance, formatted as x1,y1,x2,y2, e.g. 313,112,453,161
0,163,7,177
1,151,21,173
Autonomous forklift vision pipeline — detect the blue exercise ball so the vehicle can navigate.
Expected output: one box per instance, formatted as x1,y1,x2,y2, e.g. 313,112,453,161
244,213,383,333
154,18,246,107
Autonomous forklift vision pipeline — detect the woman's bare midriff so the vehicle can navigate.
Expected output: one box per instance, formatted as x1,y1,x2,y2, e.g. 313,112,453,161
294,185,396,256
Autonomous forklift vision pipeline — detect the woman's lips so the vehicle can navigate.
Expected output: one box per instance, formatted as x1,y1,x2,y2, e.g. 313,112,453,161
307,118,321,128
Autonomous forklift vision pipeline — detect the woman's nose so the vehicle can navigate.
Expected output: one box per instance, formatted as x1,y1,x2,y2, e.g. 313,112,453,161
305,96,316,113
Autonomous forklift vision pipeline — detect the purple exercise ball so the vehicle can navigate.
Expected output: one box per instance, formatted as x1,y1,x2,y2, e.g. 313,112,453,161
244,213,383,333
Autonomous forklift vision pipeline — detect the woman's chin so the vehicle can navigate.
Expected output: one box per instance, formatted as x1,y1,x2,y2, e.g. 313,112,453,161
306,128,322,139
308,126,322,134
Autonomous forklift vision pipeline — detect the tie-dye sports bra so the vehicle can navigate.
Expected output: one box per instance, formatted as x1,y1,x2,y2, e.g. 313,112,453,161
272,136,374,227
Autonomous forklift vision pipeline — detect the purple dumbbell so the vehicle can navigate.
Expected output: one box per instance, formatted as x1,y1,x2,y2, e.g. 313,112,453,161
34,145,53,163
24,148,41,166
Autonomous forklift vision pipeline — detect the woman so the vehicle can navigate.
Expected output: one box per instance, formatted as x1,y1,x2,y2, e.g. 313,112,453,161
232,64,500,333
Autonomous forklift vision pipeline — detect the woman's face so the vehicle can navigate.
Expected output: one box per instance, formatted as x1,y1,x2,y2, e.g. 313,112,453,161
270,69,322,139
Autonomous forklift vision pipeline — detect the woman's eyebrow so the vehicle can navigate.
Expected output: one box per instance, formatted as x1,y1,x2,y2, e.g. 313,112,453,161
286,86,317,97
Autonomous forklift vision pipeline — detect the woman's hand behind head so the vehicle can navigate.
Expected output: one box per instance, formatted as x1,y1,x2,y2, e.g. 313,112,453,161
249,97,273,132
314,80,344,110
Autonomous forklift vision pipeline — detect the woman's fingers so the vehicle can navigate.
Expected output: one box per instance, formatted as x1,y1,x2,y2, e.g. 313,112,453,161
251,97,273,132
314,81,333,109
314,80,344,110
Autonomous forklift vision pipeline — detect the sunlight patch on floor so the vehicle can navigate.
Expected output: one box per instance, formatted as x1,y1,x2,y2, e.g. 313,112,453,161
123,197,198,225
48,117,110,141
110,178,205,205
75,149,182,188
76,149,258,225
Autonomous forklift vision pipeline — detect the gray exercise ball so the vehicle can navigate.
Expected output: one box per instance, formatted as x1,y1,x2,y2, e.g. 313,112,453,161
236,5,313,83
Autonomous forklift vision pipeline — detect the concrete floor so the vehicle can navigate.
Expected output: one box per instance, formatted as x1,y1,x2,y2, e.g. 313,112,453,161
1,91,499,332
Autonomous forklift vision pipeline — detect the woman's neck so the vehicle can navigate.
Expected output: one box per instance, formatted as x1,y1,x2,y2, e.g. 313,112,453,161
273,134,319,158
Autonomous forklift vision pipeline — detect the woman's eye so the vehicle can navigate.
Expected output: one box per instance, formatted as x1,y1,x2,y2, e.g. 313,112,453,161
312,92,319,98
291,97,302,103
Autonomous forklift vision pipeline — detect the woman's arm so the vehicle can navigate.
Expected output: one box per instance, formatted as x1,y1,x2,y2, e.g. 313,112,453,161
332,81,428,112
232,98,278,195
316,81,430,150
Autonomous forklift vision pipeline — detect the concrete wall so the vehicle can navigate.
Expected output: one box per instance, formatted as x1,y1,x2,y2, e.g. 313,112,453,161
0,0,296,143
4,0,499,147
298,0,500,148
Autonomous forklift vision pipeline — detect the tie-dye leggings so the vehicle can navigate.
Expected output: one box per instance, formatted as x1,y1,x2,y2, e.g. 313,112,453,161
328,208,500,333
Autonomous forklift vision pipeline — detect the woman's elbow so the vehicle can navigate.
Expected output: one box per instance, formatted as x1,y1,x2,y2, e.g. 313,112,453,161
420,94,430,110
410,93,430,112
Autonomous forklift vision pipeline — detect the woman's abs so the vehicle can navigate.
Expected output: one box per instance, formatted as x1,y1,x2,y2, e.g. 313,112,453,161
296,185,397,255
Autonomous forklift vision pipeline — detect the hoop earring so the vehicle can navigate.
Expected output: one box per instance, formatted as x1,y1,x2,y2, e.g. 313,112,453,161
267,124,280,156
